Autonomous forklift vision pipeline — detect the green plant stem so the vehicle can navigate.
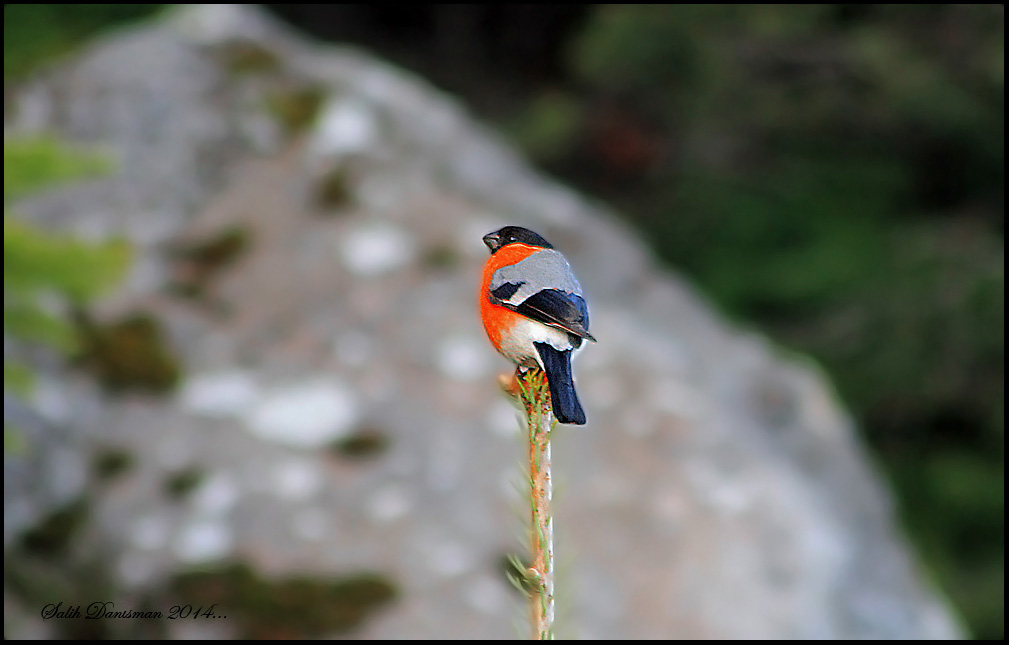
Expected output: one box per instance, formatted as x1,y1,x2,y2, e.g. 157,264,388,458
517,367,555,640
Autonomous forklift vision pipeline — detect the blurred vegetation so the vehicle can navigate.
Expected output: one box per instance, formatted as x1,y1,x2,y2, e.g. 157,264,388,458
265,85,327,135
166,225,251,300
163,466,206,501
330,426,390,461
3,4,164,80
517,5,1001,638
92,446,136,483
5,139,180,401
74,311,182,394
167,562,398,638
4,137,131,449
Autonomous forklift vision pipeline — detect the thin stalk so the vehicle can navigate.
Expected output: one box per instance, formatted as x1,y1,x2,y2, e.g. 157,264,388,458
516,367,555,640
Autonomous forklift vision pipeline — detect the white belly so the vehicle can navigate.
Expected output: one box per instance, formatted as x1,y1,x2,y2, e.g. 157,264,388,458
498,317,578,368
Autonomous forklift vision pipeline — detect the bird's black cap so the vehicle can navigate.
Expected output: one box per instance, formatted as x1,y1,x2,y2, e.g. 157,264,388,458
482,226,554,254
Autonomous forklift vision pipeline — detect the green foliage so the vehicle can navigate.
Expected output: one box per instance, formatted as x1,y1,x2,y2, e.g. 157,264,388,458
4,137,131,406
4,216,129,311
500,552,537,597
516,367,556,639
546,4,1004,638
507,91,584,161
4,136,111,203
4,4,165,81
663,154,906,315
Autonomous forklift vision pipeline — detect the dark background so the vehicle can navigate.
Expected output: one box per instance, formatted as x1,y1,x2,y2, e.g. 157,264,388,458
4,4,1003,639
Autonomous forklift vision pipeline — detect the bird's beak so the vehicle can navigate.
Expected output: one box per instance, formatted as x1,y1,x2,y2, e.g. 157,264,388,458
482,232,501,251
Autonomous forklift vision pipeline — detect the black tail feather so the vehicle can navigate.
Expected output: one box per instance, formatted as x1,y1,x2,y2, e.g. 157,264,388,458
534,342,586,425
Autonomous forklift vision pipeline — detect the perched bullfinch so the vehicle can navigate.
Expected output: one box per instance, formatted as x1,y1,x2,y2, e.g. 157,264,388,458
479,226,596,425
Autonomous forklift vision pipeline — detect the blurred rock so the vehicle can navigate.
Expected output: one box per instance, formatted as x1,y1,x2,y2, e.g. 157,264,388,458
4,5,960,639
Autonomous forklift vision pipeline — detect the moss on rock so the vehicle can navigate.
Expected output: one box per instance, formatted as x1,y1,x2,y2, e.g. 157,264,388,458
168,562,398,638
74,312,181,394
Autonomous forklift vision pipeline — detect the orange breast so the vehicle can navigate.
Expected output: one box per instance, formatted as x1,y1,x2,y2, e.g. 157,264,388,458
479,244,540,349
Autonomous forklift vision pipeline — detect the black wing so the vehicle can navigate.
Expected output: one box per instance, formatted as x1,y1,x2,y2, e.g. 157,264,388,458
511,288,596,342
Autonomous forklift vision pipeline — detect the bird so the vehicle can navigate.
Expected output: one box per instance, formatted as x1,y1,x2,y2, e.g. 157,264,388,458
479,225,596,425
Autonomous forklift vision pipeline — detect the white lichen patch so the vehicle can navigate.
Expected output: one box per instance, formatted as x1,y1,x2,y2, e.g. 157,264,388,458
192,472,240,516
130,514,171,551
310,97,378,159
174,518,233,563
178,370,259,418
436,335,490,382
367,484,411,523
246,378,358,448
339,222,415,276
271,459,324,501
172,4,254,45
